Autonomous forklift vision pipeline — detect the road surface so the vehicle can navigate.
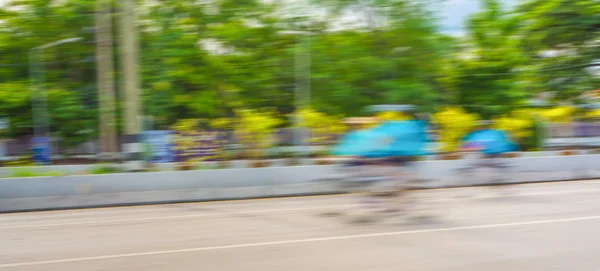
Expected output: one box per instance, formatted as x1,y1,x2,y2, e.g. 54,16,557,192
1,180,600,270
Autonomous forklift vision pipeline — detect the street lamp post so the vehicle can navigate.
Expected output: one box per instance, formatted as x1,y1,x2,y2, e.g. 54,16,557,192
29,37,82,164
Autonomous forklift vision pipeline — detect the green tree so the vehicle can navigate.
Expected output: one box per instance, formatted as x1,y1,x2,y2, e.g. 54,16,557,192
0,82,33,137
0,0,97,149
438,0,530,118
48,89,96,152
2,0,596,136
518,0,600,100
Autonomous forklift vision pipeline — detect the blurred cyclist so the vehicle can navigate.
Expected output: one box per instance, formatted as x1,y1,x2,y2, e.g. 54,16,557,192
458,120,518,193
460,120,517,160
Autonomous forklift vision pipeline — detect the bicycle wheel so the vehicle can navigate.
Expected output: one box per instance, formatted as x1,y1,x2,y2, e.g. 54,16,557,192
487,160,515,195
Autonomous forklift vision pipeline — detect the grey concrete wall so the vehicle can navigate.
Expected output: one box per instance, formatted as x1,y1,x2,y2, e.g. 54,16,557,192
2,151,597,178
0,166,339,212
1,155,600,212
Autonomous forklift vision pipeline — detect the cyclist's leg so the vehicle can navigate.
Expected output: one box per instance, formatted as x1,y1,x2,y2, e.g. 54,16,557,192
320,159,355,217
381,157,414,220
456,153,480,197
347,158,394,221
350,159,387,223
479,153,513,196
488,153,514,195
490,154,504,183
403,156,437,220
371,160,398,215
335,157,370,218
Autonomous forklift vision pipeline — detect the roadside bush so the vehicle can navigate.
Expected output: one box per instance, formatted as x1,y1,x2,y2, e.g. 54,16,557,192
195,163,218,170
235,108,282,159
538,106,575,124
4,157,34,167
296,107,346,146
582,109,600,121
376,111,411,122
492,109,547,151
7,168,64,178
432,107,479,152
90,164,123,175
492,111,533,142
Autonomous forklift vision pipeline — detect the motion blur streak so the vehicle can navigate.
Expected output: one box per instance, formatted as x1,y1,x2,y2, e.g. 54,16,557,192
1,181,600,270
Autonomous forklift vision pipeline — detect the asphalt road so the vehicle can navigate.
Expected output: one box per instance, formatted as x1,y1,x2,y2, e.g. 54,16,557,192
1,180,600,271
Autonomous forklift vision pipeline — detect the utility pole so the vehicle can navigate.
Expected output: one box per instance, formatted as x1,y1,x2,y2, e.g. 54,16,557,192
119,0,143,171
95,0,118,161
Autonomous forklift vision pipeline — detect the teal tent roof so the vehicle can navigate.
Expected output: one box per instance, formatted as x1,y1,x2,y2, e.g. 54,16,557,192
331,120,430,157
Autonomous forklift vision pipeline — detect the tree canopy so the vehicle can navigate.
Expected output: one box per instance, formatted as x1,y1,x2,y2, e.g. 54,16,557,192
0,0,598,147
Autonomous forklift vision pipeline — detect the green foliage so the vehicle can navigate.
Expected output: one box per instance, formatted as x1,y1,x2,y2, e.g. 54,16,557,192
48,89,96,151
519,0,599,49
522,116,545,151
3,157,35,167
438,0,531,117
7,168,65,178
0,82,33,137
90,164,124,175
0,0,598,139
194,163,218,170
517,0,600,99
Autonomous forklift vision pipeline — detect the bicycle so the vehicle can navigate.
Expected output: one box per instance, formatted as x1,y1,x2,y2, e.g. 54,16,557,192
455,151,515,197
324,157,436,224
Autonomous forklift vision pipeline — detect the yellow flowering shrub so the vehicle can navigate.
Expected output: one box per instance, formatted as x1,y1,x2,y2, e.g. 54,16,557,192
297,107,346,145
492,112,533,142
538,106,575,124
209,118,233,130
234,109,282,158
376,111,411,122
172,118,198,132
583,109,600,120
432,107,479,152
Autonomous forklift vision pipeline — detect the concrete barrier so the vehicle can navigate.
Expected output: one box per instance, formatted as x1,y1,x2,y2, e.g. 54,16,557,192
3,151,599,178
0,159,317,177
1,155,600,212
0,166,340,212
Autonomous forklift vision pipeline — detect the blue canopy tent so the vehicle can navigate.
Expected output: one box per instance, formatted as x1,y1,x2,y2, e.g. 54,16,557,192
461,129,518,154
330,129,388,156
331,104,432,157
331,120,430,157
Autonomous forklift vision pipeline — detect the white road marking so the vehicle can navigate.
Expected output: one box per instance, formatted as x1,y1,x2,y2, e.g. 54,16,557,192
1,215,599,268
2,187,600,230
